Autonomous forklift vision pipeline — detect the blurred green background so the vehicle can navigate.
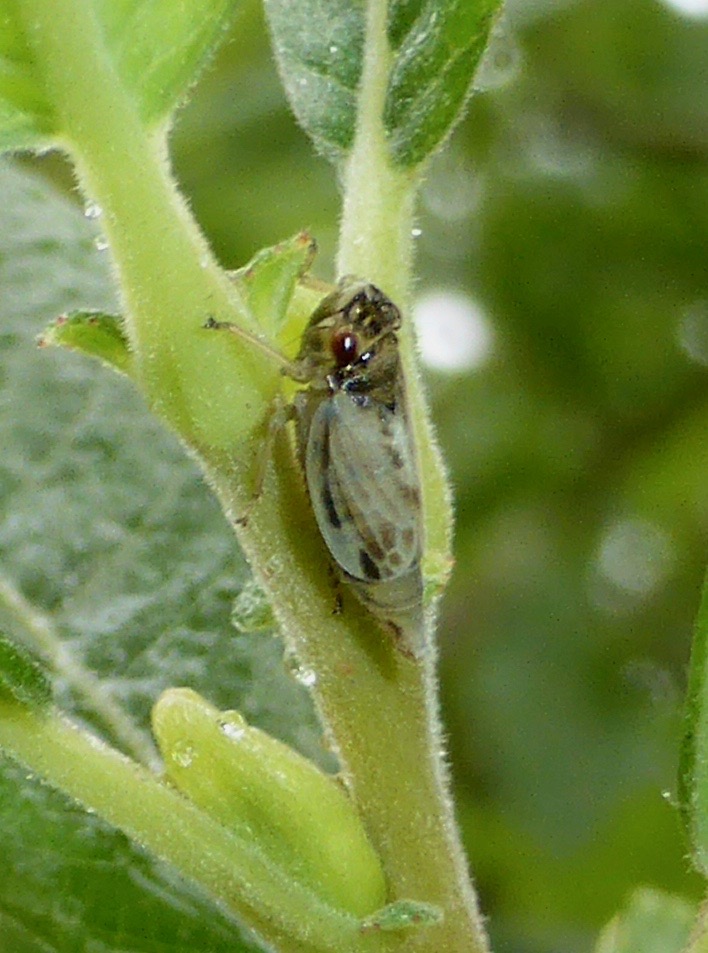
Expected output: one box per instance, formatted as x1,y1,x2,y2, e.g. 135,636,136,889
26,0,708,950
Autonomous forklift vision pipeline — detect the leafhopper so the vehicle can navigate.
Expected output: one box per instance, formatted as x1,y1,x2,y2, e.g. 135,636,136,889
211,279,426,657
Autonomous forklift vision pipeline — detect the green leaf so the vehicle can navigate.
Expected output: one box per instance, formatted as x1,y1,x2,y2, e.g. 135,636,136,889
263,0,365,161
593,887,696,953
679,565,708,874
153,689,386,917
684,901,708,953
0,0,240,151
96,0,240,126
264,0,502,168
0,13,55,151
228,230,319,337
0,159,322,951
0,633,51,708
0,761,254,953
384,0,503,166
39,309,133,376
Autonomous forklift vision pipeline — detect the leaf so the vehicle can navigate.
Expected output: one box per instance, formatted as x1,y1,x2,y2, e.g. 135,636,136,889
0,159,323,950
264,0,502,168
228,230,319,337
0,633,51,708
0,14,55,152
39,310,133,376
0,0,240,151
0,761,252,953
593,887,696,953
684,901,708,953
679,565,708,873
263,0,365,161
384,0,503,166
97,0,240,126
153,689,386,918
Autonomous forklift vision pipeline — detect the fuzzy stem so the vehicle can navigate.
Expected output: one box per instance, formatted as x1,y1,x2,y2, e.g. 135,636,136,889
336,0,416,305
15,0,486,949
327,0,485,947
17,0,272,453
337,0,455,581
0,701,375,953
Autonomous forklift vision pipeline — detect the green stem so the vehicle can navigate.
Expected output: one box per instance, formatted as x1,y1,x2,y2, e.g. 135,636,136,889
0,574,157,768
17,0,272,453
0,701,375,953
334,1,486,950
200,438,487,953
680,565,708,873
336,0,415,304
337,0,454,576
16,0,485,949
209,442,488,952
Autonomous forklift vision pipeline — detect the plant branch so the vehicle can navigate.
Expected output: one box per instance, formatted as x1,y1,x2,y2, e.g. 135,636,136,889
336,0,454,582
336,0,416,305
0,573,157,768
17,0,273,454
0,701,379,953
331,0,486,949
13,0,486,950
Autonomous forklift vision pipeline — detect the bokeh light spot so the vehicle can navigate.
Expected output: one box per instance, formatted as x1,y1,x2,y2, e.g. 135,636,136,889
677,300,708,366
413,290,494,373
594,518,676,604
659,0,708,17
475,19,523,92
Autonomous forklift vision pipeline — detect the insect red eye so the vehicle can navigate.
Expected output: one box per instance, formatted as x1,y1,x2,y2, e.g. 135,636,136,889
331,330,359,367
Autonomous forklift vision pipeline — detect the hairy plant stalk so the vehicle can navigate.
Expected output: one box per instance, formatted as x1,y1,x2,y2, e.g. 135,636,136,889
13,0,489,949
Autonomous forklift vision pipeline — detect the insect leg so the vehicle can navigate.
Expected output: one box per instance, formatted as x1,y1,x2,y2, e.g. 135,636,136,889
326,563,344,616
235,395,295,526
298,274,334,296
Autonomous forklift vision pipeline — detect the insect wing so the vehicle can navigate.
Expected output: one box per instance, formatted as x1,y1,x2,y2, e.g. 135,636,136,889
305,391,421,584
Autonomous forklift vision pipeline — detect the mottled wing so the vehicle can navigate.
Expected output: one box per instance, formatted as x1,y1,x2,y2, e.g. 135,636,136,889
305,390,421,584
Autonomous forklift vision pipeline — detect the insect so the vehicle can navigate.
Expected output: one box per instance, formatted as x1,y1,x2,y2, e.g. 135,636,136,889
212,279,426,658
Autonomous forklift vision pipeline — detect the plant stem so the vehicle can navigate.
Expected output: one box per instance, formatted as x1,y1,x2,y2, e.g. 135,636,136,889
334,1,488,949
0,701,373,953
16,0,487,949
204,441,488,952
17,0,272,453
337,0,454,578
0,574,157,768
336,0,416,307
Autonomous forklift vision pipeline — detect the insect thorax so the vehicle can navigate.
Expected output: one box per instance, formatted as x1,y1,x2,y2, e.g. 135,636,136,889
292,281,402,406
